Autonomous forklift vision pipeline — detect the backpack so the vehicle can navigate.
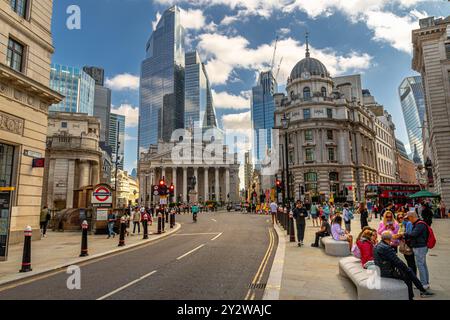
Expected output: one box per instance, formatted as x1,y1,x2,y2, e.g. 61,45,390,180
417,221,436,249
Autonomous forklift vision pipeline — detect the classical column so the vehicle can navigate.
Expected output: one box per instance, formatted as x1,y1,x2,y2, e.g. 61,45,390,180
225,168,230,202
91,161,100,186
215,167,220,201
183,167,188,203
172,167,177,187
66,160,75,209
162,167,166,181
78,160,90,189
194,167,199,194
204,168,209,201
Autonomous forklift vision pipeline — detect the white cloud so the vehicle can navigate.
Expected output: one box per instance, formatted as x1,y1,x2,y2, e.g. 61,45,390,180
105,74,140,91
222,111,252,132
212,90,250,110
180,8,206,30
152,11,162,30
198,34,373,85
112,104,139,128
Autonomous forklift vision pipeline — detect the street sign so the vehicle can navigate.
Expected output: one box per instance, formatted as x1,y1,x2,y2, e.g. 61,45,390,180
24,150,42,158
92,184,113,207
96,209,108,221
32,158,45,168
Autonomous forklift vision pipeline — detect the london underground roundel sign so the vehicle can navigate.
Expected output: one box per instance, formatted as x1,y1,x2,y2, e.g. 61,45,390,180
92,184,113,207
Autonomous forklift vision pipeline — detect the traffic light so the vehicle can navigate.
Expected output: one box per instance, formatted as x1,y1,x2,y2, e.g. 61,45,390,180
158,179,168,195
276,179,282,193
169,183,175,196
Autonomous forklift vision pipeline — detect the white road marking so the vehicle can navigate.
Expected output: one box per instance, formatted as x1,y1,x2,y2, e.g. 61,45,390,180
176,244,205,260
211,232,223,241
211,219,217,222
174,233,219,236
97,270,157,300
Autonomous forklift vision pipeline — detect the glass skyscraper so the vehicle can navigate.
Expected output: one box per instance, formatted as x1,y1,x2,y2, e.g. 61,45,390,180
251,71,278,166
109,113,125,170
50,63,95,116
139,5,185,156
184,51,218,130
398,76,426,163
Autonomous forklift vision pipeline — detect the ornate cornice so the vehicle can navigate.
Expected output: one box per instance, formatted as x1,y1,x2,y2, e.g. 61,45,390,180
0,110,24,136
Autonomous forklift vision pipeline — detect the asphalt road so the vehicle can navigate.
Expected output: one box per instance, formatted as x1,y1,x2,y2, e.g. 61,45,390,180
0,211,277,300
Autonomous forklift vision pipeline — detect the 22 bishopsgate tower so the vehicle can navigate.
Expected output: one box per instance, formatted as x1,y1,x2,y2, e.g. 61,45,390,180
139,6,185,156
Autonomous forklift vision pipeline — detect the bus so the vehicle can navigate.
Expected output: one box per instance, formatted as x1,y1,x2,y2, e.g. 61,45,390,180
365,183,421,210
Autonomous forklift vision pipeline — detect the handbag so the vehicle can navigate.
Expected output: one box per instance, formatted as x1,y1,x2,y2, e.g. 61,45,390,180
399,240,413,256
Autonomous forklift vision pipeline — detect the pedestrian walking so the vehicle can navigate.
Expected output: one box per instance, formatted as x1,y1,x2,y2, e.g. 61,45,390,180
343,203,353,232
132,207,141,234
310,203,319,227
107,210,117,239
359,202,369,230
292,201,308,247
123,210,131,237
40,206,51,238
270,201,278,225
421,202,433,227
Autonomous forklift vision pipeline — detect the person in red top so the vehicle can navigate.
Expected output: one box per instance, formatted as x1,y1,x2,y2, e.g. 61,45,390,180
357,229,376,268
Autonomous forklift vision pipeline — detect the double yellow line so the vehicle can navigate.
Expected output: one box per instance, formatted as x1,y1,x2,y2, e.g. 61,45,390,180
245,227,275,300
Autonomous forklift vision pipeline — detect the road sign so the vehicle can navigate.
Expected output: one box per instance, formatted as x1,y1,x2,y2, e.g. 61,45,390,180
92,184,113,207
160,195,168,205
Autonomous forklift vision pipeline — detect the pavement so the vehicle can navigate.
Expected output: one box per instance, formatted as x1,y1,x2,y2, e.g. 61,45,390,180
0,211,277,300
272,215,450,300
0,219,180,286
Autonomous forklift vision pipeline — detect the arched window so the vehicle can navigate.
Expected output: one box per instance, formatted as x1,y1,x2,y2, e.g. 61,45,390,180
321,87,327,97
303,87,311,100
329,172,339,181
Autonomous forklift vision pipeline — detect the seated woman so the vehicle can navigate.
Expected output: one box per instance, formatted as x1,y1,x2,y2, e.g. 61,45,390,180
377,210,400,250
352,226,373,258
357,229,375,268
331,216,353,251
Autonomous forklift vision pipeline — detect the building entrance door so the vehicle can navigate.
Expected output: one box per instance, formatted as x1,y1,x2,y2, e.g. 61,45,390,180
0,142,15,261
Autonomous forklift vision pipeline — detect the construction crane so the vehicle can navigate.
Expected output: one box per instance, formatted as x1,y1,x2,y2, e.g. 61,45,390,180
276,57,283,80
270,36,279,74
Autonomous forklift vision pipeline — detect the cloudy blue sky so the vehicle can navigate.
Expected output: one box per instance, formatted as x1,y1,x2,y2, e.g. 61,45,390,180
51,0,448,174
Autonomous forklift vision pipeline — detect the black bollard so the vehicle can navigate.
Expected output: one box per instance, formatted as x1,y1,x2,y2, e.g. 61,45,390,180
80,220,89,257
170,212,174,229
19,226,33,273
172,211,176,227
161,211,166,233
143,219,149,240
157,213,162,234
118,219,126,247
289,215,296,242
165,209,169,223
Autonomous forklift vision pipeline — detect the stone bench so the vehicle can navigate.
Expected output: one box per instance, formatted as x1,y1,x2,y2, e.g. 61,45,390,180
339,256,409,300
320,236,350,257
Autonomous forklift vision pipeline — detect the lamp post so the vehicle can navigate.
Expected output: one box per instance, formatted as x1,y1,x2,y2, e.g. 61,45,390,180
281,113,291,207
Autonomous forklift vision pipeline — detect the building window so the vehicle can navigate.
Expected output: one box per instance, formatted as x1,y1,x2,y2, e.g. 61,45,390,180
289,151,294,165
329,172,339,181
446,43,450,60
61,122,68,128
305,148,315,162
327,130,333,140
328,148,335,162
10,0,28,18
0,143,15,188
304,172,318,194
305,130,313,141
303,109,311,120
321,87,327,97
303,87,311,100
327,108,333,119
6,38,25,72
305,172,318,182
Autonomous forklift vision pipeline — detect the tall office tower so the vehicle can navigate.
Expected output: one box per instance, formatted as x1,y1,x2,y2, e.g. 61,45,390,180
109,113,125,170
412,16,450,206
83,66,112,145
184,51,218,130
398,76,426,164
139,5,185,156
251,71,278,168
50,64,95,115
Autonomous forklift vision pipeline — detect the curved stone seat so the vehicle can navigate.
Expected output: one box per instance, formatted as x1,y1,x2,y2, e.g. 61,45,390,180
339,256,408,300
320,236,350,257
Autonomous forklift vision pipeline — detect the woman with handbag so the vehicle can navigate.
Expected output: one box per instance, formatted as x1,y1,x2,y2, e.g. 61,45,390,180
396,212,417,275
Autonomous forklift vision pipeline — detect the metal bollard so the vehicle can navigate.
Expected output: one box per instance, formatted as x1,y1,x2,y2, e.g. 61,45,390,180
161,211,166,233
80,220,89,257
143,219,149,240
118,220,126,247
19,226,33,273
157,213,162,234
165,209,169,223
289,215,296,242
170,212,174,229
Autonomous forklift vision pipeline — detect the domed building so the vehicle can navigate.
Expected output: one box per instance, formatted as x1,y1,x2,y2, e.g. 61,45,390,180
274,43,379,203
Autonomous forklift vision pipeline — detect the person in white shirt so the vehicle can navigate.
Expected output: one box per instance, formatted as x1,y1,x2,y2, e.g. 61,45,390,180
270,201,278,225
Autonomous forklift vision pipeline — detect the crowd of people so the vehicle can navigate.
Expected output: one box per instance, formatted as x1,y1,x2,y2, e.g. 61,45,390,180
276,198,438,300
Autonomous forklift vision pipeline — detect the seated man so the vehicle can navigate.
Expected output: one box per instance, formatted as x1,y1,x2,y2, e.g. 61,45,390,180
374,231,434,300
311,215,331,247
331,216,353,251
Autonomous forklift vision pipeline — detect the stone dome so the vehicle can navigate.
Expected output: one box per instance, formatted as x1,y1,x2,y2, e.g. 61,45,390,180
290,57,330,80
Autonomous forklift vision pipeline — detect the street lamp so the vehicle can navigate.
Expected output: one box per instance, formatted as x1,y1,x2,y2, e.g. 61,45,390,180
281,113,291,207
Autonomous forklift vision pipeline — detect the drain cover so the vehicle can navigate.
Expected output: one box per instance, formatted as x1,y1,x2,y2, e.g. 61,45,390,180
248,283,267,290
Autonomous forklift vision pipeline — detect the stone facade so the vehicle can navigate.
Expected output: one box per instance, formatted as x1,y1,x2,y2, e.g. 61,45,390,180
138,141,240,205
274,56,379,203
412,16,450,207
42,113,102,210
0,0,62,245
396,153,418,185
111,169,140,208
